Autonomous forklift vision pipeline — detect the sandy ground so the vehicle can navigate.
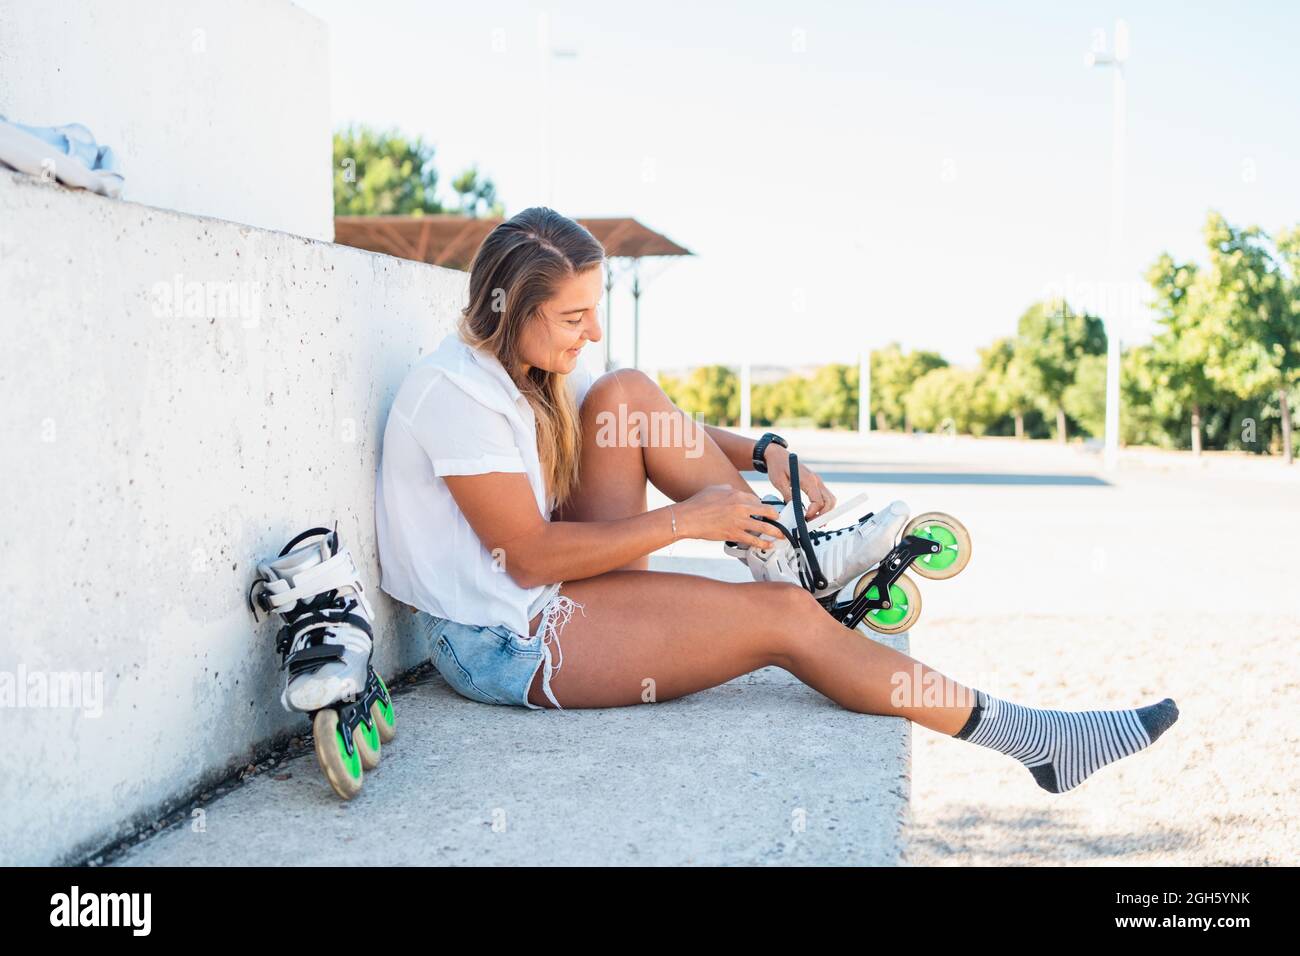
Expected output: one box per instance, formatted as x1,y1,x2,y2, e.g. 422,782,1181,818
656,429,1300,865
907,611,1296,865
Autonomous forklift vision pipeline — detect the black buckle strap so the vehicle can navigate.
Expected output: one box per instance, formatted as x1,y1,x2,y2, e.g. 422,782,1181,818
276,525,337,559
275,593,373,659
285,641,346,677
787,452,827,591
748,451,827,593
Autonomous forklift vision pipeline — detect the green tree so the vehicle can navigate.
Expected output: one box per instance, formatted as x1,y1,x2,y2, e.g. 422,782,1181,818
870,344,948,432
806,364,859,429
1120,344,1184,448
1274,228,1300,461
1143,251,1225,455
1165,213,1298,461
1061,353,1108,438
451,165,504,218
752,374,812,427
905,366,991,435
333,125,443,215
977,337,1035,438
659,365,738,426
1232,214,1294,463
1014,299,1107,444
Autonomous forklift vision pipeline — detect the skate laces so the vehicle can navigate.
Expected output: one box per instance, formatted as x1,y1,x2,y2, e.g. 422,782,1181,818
741,451,885,594
808,512,877,548
753,510,864,557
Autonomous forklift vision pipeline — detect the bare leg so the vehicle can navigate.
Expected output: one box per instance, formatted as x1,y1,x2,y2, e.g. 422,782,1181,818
533,368,974,730
554,369,752,571
526,372,1178,791
527,571,974,735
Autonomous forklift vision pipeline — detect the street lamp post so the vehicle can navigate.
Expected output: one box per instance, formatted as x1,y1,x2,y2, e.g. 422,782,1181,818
1086,20,1129,472
631,259,641,369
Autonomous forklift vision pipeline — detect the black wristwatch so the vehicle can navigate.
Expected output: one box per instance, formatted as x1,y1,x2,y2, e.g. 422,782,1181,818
752,432,787,473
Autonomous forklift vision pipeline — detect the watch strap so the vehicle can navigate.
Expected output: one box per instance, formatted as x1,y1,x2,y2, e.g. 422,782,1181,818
752,432,787,473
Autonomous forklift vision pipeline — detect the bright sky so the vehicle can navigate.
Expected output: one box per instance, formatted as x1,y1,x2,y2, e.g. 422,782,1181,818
296,0,1300,373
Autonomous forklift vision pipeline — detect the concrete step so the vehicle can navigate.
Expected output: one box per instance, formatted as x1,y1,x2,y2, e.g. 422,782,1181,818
109,557,910,866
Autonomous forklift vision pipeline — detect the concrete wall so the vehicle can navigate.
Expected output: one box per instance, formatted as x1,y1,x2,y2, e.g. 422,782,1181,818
0,169,465,865
0,0,333,240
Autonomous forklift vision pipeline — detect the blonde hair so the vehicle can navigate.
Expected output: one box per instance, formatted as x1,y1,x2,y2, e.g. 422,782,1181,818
457,207,605,512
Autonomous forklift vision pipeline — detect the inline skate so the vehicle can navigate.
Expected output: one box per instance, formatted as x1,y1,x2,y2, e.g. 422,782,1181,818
724,489,911,602
247,524,396,800
730,450,972,635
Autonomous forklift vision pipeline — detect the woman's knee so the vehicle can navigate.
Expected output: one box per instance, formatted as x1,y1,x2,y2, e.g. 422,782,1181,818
747,581,824,670
584,368,659,414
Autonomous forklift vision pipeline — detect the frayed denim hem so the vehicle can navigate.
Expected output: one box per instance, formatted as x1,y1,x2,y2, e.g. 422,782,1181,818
520,588,587,710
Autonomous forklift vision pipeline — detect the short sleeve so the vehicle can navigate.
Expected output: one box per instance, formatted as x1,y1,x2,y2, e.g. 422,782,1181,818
408,376,526,478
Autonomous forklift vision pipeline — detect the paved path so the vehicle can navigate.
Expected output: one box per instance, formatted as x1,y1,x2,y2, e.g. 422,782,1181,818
110,555,910,866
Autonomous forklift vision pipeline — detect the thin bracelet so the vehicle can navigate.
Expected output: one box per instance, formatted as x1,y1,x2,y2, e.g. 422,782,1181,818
669,504,678,539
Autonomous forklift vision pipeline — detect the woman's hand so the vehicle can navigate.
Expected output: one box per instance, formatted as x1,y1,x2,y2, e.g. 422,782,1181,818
763,444,836,520
674,485,782,549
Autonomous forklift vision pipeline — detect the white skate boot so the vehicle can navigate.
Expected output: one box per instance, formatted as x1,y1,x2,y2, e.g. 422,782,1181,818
248,524,396,800
724,449,974,637
726,493,912,600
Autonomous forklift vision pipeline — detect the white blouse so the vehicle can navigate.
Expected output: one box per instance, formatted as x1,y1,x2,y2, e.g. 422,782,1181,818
375,330,595,638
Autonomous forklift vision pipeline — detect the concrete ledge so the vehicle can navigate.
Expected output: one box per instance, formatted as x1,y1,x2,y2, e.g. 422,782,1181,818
0,169,464,865
0,0,333,239
110,556,910,866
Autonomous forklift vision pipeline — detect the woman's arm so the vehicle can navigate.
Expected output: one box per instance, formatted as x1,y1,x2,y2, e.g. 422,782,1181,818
702,424,760,472
703,424,837,520
445,471,777,589
446,471,672,587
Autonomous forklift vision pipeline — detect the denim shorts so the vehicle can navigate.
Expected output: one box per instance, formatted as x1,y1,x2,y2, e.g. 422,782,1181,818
418,591,586,710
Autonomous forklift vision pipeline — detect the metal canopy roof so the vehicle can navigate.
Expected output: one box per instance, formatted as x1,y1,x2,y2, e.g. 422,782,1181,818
333,214,692,270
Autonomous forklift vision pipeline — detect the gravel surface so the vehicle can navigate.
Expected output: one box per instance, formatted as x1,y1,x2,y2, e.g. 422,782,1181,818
661,429,1300,866
907,611,1296,866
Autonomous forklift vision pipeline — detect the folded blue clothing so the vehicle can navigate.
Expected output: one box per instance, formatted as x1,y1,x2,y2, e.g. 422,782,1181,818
0,115,124,197
6,118,121,174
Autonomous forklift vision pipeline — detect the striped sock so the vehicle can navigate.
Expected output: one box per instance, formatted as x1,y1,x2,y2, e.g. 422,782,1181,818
953,690,1180,793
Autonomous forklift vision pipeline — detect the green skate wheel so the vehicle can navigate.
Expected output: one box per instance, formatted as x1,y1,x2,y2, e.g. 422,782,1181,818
355,712,382,771
852,571,922,636
313,708,363,800
902,512,971,580
372,673,397,744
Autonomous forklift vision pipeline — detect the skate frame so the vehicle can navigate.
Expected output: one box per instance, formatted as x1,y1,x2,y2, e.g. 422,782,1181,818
818,534,941,632
776,451,943,632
